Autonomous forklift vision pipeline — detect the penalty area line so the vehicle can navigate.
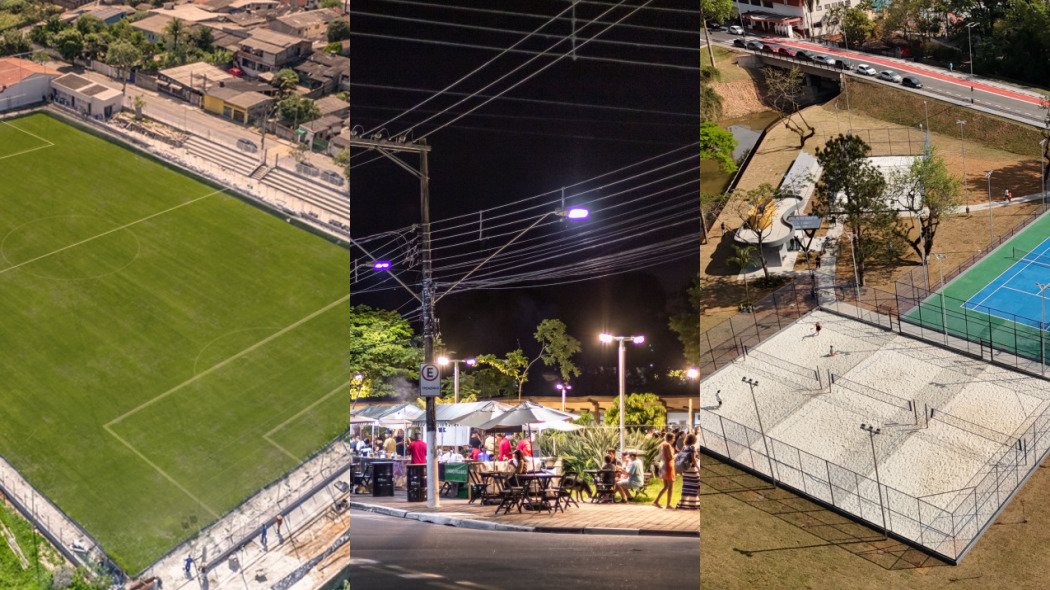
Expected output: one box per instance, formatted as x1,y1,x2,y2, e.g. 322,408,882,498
0,143,53,161
261,381,349,462
104,424,219,518
2,120,55,147
0,188,224,277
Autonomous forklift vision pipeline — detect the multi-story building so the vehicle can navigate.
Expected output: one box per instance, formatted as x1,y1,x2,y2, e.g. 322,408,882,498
268,8,342,40
235,29,313,77
734,0,860,38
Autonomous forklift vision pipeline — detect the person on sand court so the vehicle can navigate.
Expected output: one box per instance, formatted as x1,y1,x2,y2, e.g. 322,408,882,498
815,322,822,336
653,432,676,509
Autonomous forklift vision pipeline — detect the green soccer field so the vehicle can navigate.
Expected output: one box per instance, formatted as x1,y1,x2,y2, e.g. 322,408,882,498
0,114,357,572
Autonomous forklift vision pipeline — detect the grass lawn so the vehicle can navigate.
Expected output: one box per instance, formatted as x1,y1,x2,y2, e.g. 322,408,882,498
0,501,61,590
0,114,356,572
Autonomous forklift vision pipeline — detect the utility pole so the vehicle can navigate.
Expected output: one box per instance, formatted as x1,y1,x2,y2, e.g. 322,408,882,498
339,135,440,507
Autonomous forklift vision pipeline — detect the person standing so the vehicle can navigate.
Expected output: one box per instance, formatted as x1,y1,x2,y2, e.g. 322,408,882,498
395,430,405,456
383,433,396,456
815,322,822,336
516,434,533,458
675,434,701,510
498,433,512,461
484,433,496,455
470,431,482,451
408,434,427,464
653,432,676,509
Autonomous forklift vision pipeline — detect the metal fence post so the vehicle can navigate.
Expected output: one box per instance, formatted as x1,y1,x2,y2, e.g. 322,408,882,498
826,460,835,505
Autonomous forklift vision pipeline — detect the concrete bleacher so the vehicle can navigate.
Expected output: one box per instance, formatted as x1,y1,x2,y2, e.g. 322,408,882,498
260,166,352,223
183,136,260,177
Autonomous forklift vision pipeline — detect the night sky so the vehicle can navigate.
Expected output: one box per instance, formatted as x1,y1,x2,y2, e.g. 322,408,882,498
343,0,724,396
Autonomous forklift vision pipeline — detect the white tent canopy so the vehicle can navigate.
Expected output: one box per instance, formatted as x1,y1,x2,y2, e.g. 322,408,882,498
474,401,576,431
410,400,516,428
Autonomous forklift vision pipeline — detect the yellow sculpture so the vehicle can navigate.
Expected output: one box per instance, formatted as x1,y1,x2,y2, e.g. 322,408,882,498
746,198,776,232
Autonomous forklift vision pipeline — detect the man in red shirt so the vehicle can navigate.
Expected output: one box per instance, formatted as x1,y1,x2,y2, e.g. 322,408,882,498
407,434,427,464
498,433,512,461
516,435,533,458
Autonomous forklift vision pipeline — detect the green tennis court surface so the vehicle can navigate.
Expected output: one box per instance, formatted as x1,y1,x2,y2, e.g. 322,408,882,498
0,114,354,571
905,211,1050,362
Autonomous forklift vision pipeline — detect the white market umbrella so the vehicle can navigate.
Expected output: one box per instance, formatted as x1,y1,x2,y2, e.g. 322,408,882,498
474,401,575,430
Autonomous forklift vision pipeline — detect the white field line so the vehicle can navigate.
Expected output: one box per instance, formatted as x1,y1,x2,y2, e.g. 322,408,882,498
0,189,223,277
262,382,349,462
2,120,55,146
104,424,219,517
106,291,355,428
0,143,53,161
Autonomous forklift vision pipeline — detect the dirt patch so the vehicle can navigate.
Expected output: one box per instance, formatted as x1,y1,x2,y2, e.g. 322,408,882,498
715,79,769,119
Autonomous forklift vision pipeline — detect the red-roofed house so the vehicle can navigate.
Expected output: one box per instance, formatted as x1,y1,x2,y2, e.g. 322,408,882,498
0,58,62,112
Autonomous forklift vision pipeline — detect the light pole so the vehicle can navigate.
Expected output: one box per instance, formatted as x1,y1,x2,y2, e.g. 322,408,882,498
931,253,948,335
957,120,967,202
556,383,573,412
986,170,995,246
742,376,775,487
1037,282,1050,374
600,333,645,455
437,356,476,403
1040,138,1047,210
966,22,978,81
844,232,862,308
860,423,888,539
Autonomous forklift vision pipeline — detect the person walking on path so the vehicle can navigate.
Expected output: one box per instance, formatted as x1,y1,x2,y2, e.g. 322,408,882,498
720,221,726,235
675,434,701,510
184,555,194,579
653,432,676,509
815,255,822,269
275,514,284,535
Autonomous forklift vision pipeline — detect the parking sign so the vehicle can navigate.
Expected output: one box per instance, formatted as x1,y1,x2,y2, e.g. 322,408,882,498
420,363,441,397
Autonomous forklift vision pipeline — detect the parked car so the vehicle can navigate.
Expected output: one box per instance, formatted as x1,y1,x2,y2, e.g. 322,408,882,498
902,76,923,88
729,25,745,35
707,23,726,31
777,46,798,57
877,70,903,82
746,40,764,50
761,43,780,53
856,64,877,76
794,50,815,61
811,54,834,65
733,38,748,48
834,58,854,70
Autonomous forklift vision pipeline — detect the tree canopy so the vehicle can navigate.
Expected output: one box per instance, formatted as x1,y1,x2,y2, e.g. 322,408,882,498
603,393,667,427
327,18,351,43
346,305,420,399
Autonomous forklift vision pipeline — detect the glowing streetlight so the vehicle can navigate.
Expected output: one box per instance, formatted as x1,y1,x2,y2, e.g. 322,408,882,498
556,382,573,412
600,333,645,455
437,356,476,403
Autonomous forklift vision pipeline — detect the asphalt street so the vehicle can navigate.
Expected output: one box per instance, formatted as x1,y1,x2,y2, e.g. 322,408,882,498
341,512,701,589
705,31,1047,126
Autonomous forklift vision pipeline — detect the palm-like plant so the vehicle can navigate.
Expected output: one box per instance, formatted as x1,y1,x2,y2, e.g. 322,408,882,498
729,244,757,303
538,426,659,481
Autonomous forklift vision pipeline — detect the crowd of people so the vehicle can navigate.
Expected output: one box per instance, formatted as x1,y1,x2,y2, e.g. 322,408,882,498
349,424,707,512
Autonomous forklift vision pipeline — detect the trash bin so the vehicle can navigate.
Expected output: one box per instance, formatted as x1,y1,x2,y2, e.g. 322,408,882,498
372,462,394,497
406,463,426,502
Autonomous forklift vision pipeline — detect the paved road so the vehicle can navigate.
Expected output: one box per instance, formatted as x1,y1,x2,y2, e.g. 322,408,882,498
707,32,1046,126
341,512,701,589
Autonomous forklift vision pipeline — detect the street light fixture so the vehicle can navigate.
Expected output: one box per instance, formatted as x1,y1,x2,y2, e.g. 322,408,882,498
555,382,573,412
599,332,645,455
742,377,775,488
843,232,862,310
966,22,978,82
1040,138,1047,210
1037,282,1050,374
985,170,995,246
437,356,476,403
931,253,948,337
957,120,967,202
860,423,888,539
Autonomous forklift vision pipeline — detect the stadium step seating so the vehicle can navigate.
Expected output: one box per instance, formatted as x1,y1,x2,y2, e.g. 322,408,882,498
183,136,260,176
261,166,352,221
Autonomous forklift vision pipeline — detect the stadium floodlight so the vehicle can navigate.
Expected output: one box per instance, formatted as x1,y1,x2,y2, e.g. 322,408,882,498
743,376,775,488
860,423,888,539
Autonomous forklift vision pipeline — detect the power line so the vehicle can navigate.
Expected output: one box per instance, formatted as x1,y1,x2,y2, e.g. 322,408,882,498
348,9,703,54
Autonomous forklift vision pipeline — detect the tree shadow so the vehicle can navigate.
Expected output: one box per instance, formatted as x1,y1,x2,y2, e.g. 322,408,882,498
695,453,949,571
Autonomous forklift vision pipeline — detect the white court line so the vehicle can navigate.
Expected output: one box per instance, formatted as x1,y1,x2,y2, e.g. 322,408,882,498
0,189,223,277
965,247,1050,311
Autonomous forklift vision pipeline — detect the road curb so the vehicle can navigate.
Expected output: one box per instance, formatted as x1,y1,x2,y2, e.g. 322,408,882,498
350,503,700,538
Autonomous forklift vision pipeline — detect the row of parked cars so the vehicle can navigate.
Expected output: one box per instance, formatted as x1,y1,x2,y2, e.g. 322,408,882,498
736,38,923,88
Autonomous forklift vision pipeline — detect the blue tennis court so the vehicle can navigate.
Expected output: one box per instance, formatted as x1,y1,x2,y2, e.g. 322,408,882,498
962,238,1050,330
